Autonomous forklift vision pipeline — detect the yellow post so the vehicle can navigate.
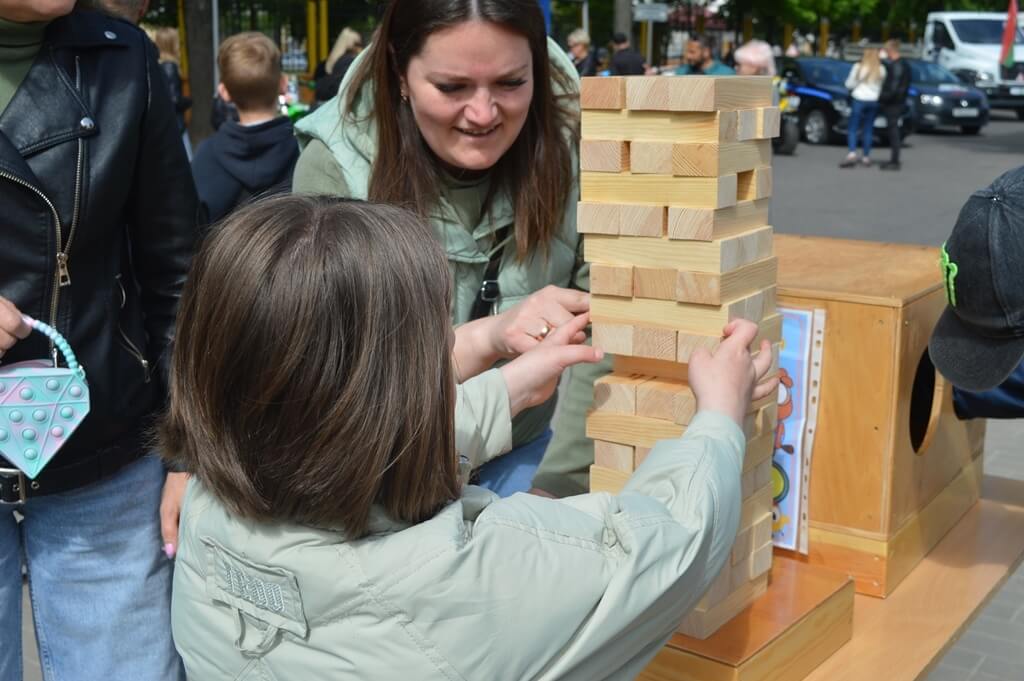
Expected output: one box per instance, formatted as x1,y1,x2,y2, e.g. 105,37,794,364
639,21,647,60
882,21,890,42
743,13,753,44
306,1,317,73
818,17,830,56
909,21,918,44
319,0,329,62
177,0,188,78
852,19,861,43
783,23,793,50
696,12,705,34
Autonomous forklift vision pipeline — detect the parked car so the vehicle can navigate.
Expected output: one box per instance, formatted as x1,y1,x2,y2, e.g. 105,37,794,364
907,59,990,135
779,57,916,145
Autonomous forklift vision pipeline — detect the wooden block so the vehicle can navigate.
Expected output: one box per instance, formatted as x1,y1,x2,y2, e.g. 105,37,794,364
589,464,631,494
586,411,684,449
698,561,733,610
594,440,635,472
592,287,775,335
625,76,774,113
581,172,737,209
585,225,773,273
678,573,769,639
577,202,619,235
636,378,687,421
619,204,664,237
744,431,775,473
580,139,630,173
633,326,677,361
741,466,758,499
672,387,698,426
711,76,775,111
580,76,625,110
676,312,782,363
736,109,759,141
755,457,773,489
750,541,774,580
635,446,652,466
752,512,773,548
582,109,726,144
593,373,641,414
741,483,773,530
716,110,739,142
634,267,678,300
732,524,755,566
628,141,674,174
667,198,770,242
758,106,781,138
676,256,778,306
590,263,634,297
591,322,633,355
630,140,771,178
737,166,772,202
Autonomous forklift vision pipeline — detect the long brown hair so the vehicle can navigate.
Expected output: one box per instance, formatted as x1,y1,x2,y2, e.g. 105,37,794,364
161,195,460,538
345,0,578,261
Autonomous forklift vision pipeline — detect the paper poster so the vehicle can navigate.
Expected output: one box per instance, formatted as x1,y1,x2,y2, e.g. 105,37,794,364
772,307,825,553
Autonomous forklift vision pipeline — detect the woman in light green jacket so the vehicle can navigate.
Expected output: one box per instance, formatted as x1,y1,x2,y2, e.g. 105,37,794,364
167,195,778,681
293,0,605,497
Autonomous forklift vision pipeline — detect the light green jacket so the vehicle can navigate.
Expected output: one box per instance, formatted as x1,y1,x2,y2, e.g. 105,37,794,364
171,411,746,681
292,39,609,496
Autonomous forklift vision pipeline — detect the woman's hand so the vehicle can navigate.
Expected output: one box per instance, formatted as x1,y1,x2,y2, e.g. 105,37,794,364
500,312,603,417
0,297,31,358
489,286,589,358
688,320,779,428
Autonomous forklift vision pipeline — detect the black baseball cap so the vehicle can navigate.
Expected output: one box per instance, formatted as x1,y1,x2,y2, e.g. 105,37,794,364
929,166,1024,391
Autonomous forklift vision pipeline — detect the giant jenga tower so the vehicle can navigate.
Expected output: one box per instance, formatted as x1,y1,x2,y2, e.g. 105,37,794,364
580,75,781,640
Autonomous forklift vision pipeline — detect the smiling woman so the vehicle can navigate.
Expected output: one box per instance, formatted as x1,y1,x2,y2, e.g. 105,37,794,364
294,0,609,498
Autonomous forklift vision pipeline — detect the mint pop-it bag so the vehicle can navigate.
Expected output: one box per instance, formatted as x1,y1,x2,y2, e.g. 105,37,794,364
0,317,90,479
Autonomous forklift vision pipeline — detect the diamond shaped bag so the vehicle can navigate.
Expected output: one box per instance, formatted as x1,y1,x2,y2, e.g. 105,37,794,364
0,317,90,479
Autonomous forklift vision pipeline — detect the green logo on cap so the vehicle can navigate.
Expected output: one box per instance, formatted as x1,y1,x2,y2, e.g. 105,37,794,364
940,243,958,307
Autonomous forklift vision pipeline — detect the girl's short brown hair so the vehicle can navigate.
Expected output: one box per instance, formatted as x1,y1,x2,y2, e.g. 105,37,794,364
162,195,460,538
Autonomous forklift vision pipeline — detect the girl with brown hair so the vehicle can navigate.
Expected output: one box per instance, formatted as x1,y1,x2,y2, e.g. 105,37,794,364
167,195,778,679
293,0,601,498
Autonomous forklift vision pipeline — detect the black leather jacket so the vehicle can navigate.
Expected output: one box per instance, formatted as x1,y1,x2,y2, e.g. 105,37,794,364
0,11,198,479
880,58,912,108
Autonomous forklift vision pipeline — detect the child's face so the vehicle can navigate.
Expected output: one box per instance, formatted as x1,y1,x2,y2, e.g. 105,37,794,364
402,20,534,173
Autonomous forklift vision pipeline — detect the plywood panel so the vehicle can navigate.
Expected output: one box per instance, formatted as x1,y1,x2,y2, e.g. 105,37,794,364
581,172,738,208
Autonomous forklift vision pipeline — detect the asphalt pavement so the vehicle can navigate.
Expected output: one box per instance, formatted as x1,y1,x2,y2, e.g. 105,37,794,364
18,111,1024,681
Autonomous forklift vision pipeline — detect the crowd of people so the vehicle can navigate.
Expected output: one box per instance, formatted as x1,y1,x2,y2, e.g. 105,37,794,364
0,1,1015,680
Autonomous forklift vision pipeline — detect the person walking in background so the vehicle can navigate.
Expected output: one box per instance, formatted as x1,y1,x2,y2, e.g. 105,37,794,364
191,32,298,223
567,28,597,77
675,35,735,75
154,26,193,159
313,27,363,107
610,32,646,75
878,39,911,172
840,47,885,168
733,39,775,77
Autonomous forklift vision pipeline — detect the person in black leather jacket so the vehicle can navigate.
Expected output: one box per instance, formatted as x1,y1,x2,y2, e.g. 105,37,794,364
879,39,912,171
0,4,198,680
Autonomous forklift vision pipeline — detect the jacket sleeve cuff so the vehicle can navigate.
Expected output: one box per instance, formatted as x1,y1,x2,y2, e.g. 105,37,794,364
455,368,513,470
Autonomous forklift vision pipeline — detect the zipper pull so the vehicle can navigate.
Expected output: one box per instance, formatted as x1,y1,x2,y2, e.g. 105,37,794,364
57,252,71,287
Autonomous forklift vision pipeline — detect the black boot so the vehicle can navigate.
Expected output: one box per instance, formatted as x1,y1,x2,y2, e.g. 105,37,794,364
880,161,901,171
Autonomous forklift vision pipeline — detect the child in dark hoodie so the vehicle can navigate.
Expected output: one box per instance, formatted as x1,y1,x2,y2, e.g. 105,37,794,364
192,32,299,223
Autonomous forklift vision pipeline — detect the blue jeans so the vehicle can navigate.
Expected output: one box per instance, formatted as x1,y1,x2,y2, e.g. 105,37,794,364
847,99,879,156
476,430,552,497
0,456,183,681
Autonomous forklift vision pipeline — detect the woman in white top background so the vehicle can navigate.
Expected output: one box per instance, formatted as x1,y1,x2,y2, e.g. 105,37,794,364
840,48,886,168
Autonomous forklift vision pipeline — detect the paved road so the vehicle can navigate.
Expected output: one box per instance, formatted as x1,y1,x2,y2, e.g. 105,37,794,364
18,112,1024,681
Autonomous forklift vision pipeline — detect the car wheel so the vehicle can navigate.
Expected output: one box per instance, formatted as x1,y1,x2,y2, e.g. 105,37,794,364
961,125,981,135
802,109,830,145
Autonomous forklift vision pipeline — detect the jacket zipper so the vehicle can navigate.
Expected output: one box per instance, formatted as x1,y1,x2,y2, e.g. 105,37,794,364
61,56,85,289
115,275,151,382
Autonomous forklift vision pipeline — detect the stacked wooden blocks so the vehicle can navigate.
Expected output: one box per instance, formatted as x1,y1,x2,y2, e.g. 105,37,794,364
581,75,782,640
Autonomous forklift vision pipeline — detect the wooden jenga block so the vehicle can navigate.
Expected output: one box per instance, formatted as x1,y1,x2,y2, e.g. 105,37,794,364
634,267,678,300
635,446,652,466
633,326,677,361
737,167,772,201
741,466,758,499
758,106,781,138
736,109,759,141
585,225,773,273
586,412,684,449
580,140,630,173
750,541,774,580
592,286,775,335
593,373,641,414
619,204,665,237
628,141,675,175
755,456,773,490
667,198,770,241
752,511,773,547
741,484,773,529
592,322,633,355
594,440,635,472
676,257,778,306
636,378,686,421
744,431,775,473
590,263,634,297
673,387,698,425
675,312,782,364
581,172,738,209
629,140,771,178
582,110,730,144
589,464,631,494
698,561,734,609
732,523,756,566
577,202,620,235
678,573,769,639
625,76,774,112
580,76,626,110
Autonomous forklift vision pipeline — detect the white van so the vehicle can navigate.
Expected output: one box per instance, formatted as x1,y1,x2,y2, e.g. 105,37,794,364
923,11,1024,119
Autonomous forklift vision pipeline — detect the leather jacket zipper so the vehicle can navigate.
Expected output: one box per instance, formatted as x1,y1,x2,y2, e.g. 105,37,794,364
61,57,85,288
115,274,151,383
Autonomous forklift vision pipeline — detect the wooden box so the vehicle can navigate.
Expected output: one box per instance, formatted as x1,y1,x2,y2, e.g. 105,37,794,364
774,235,985,597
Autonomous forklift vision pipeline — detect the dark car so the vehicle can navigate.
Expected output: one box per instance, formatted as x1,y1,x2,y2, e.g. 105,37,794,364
907,59,990,135
779,57,915,145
